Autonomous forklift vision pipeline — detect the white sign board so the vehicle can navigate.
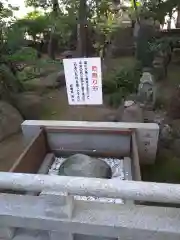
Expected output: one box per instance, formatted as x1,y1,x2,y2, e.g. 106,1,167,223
63,57,103,105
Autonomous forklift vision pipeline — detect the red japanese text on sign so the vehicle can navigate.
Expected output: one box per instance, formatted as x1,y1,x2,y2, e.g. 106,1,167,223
92,66,98,91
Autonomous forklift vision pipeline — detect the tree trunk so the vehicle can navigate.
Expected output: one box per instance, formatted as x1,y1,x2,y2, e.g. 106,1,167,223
48,0,59,59
176,5,180,29
52,0,59,14
167,15,172,30
133,0,140,24
133,0,137,11
167,20,171,30
48,26,56,60
77,0,88,57
95,0,99,18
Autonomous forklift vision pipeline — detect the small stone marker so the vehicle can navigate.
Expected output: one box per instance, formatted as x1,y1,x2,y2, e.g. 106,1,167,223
137,71,156,108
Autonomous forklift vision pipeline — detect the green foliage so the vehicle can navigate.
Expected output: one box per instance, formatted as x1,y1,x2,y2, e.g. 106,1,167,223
149,38,170,54
149,37,180,55
17,67,38,81
15,9,77,51
0,0,26,98
0,2,15,19
25,0,51,9
0,1,24,54
3,27,25,54
0,64,23,93
108,90,124,108
138,0,179,23
103,63,142,107
26,10,44,19
51,14,77,48
128,0,179,24
0,64,17,87
17,58,62,81
23,0,119,57
15,14,50,41
93,1,119,57
6,47,38,63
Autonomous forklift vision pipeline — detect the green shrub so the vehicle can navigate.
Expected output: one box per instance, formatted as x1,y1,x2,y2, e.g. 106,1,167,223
103,62,142,107
17,58,62,81
108,90,124,108
17,66,39,81
0,64,24,98
7,47,38,63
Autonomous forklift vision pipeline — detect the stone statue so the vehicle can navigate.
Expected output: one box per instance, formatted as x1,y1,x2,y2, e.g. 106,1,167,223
58,154,112,179
137,71,156,108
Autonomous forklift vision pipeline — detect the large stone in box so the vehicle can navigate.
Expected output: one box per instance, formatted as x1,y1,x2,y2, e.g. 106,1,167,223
58,154,112,179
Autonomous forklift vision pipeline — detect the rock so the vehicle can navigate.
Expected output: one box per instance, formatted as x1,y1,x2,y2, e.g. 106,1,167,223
113,104,124,122
160,124,172,138
12,92,44,120
0,101,23,141
143,110,166,124
58,154,112,179
121,101,143,122
171,119,180,138
153,111,167,125
143,110,156,123
61,50,76,58
170,139,180,157
159,124,173,148
103,109,118,122
103,113,116,122
125,93,138,102
153,56,166,80
26,72,63,91
168,86,180,119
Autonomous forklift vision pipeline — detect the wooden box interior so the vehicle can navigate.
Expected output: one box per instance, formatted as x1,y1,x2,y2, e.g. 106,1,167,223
9,127,141,181
10,129,49,174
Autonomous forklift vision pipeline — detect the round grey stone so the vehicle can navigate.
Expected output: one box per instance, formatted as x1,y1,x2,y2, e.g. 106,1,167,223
58,154,112,179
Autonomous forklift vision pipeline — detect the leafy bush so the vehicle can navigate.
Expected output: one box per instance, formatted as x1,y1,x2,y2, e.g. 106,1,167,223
4,26,26,54
108,90,124,108
7,47,38,63
17,58,62,81
103,62,142,107
17,66,39,81
0,64,24,97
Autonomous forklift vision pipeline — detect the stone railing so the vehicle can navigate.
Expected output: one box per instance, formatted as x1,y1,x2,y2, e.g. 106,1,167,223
0,172,180,240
